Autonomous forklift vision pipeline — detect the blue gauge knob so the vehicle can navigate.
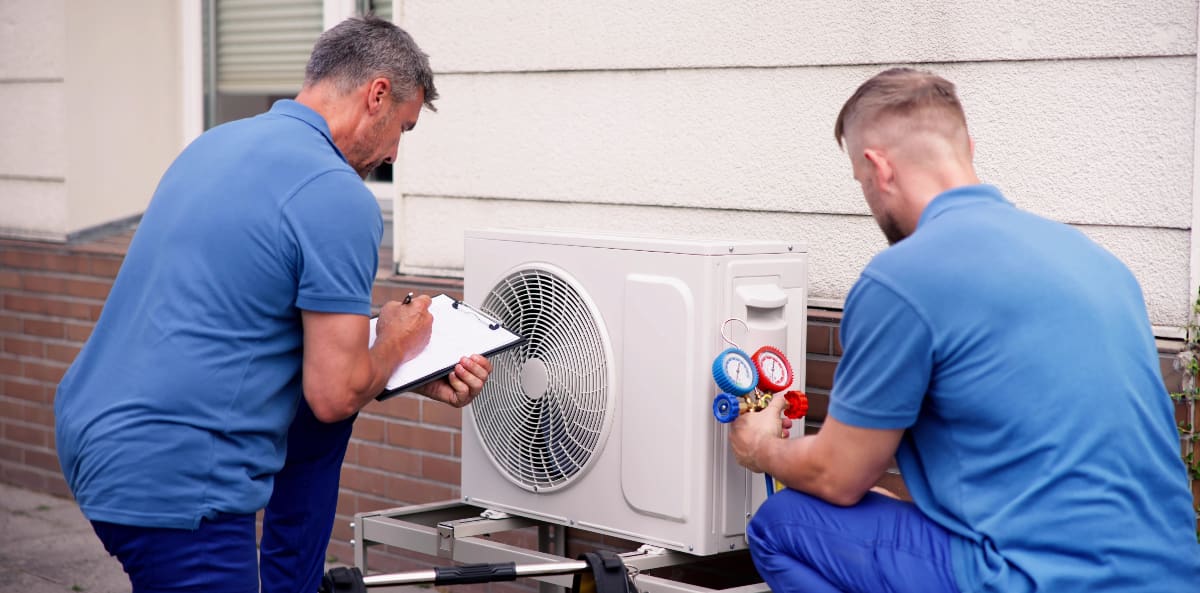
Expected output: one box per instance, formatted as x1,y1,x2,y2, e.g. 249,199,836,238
712,392,741,423
712,347,758,396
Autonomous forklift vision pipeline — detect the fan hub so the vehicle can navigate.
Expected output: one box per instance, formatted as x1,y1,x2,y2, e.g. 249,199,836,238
520,357,550,399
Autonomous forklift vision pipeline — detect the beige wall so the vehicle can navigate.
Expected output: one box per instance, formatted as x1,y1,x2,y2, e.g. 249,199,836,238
0,0,181,241
393,0,1200,330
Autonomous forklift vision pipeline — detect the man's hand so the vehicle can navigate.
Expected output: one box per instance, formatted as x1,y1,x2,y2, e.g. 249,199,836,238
375,295,433,360
416,354,492,407
729,394,793,474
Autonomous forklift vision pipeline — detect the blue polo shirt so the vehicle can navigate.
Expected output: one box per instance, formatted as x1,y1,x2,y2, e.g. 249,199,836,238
55,100,382,529
830,185,1200,592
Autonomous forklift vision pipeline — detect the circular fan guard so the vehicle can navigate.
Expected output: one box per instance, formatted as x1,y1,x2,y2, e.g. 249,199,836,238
473,266,613,492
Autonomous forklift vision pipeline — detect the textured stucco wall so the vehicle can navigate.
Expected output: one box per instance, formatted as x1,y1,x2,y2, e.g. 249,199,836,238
395,0,1199,329
0,0,67,240
0,0,181,241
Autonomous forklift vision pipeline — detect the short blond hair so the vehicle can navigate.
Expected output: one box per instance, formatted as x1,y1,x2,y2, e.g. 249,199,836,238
834,68,967,150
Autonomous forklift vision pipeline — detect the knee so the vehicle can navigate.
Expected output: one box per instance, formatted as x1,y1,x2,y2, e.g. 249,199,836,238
747,489,820,552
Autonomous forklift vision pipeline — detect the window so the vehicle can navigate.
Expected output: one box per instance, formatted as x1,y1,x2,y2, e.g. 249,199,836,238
201,0,397,189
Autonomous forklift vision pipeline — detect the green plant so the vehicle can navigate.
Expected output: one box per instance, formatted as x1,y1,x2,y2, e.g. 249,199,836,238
1170,285,1200,541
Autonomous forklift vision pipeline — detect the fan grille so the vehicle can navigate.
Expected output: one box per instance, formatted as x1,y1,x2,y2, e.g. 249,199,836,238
473,267,611,492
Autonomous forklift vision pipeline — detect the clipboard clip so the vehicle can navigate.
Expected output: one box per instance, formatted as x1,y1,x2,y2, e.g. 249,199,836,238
452,300,502,330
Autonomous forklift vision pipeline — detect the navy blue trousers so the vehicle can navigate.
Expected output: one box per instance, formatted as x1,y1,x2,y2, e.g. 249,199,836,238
92,398,355,593
747,489,961,593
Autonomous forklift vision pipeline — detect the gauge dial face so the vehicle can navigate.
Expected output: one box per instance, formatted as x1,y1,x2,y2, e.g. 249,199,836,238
722,355,756,390
757,351,791,386
752,346,794,392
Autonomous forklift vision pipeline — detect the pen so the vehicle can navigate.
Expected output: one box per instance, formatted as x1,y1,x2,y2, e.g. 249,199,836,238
403,292,414,304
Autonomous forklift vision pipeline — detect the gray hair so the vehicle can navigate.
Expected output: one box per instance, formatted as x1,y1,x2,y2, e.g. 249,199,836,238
304,15,438,111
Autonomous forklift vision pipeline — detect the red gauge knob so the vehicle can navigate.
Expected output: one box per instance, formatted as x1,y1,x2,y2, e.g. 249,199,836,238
783,390,809,420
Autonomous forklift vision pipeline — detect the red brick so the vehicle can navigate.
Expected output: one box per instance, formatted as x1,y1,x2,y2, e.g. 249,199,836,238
341,467,388,498
342,442,358,465
384,422,454,455
421,455,460,486
65,278,112,300
0,444,21,463
3,294,50,315
806,357,837,391
3,422,50,447
65,322,93,342
24,448,60,472
0,463,46,492
45,343,81,364
23,360,66,383
369,395,419,421
3,379,50,403
0,355,20,377
335,491,357,517
5,294,94,320
356,443,420,476
45,475,70,498
2,336,42,357
331,517,354,542
0,271,19,289
88,257,124,278
386,475,453,504
2,250,46,271
43,253,90,274
452,433,461,457
351,416,385,442
833,327,844,356
23,319,64,339
421,400,462,429
20,274,66,294
806,324,831,356
0,399,53,425
355,493,399,514
0,313,20,333
804,390,830,424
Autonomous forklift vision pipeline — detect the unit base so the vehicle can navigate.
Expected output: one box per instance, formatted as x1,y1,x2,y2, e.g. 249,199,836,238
352,500,769,593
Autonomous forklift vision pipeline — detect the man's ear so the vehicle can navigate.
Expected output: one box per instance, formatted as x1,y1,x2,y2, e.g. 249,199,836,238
365,77,391,115
862,148,893,191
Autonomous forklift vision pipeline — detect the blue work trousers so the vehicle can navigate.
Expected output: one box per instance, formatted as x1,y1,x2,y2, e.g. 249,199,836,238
748,489,961,593
261,398,357,593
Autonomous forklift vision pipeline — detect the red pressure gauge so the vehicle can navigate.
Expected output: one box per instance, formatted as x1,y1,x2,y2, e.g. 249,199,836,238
752,346,794,393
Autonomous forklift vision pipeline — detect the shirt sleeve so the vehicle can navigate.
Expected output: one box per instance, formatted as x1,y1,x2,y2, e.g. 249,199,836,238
828,274,934,430
280,170,382,316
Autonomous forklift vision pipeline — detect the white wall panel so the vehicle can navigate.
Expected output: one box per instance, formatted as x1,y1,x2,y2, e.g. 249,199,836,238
403,0,1196,73
0,179,67,241
0,83,65,179
401,58,1193,228
394,195,1193,327
0,0,65,80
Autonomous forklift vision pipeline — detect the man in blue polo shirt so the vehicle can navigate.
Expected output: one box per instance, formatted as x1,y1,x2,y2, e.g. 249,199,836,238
728,68,1200,592
55,16,492,593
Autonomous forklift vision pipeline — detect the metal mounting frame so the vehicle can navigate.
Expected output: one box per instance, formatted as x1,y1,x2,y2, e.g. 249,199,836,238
353,500,769,593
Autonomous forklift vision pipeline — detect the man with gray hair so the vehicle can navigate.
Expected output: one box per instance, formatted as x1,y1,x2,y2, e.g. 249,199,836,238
728,68,1200,592
54,16,492,592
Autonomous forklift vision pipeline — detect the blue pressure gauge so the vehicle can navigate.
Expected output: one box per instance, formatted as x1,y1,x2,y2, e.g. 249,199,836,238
711,347,758,396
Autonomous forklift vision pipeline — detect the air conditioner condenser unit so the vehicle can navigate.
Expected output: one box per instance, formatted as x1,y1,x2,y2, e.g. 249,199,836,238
461,229,808,555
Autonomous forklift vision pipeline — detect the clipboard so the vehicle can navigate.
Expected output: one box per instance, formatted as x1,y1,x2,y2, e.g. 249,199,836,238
370,294,524,399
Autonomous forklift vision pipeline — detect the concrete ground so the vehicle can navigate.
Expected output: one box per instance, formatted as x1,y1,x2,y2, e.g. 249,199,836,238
0,482,127,593
0,482,362,593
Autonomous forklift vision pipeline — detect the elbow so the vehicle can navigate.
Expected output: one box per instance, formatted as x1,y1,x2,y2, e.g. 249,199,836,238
304,391,358,423
822,485,868,507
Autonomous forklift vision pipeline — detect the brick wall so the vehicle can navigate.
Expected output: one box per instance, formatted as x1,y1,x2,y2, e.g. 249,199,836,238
2,232,1195,577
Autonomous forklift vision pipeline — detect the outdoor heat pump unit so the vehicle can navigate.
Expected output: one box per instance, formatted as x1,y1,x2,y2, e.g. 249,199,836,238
461,229,808,556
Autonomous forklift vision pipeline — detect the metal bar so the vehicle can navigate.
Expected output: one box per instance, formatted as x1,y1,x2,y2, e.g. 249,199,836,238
363,561,590,587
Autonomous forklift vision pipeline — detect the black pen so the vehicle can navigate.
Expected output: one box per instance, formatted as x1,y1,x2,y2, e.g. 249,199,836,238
403,292,414,305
